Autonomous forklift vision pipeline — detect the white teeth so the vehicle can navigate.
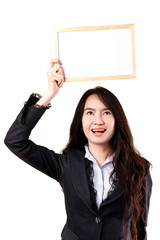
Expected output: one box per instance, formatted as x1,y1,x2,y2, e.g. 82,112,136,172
92,129,106,133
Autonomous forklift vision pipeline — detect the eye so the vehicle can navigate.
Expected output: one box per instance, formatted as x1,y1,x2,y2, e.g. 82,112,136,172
86,111,94,115
103,110,112,115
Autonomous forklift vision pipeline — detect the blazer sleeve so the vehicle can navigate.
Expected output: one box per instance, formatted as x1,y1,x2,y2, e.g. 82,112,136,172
138,173,152,240
4,101,67,182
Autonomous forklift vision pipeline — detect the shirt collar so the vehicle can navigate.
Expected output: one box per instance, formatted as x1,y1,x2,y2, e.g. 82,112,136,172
84,145,113,167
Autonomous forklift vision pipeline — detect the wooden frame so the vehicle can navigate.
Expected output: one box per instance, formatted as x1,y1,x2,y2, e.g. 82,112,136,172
54,24,136,82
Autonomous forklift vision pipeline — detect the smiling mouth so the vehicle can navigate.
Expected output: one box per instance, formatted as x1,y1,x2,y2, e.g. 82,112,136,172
91,129,106,133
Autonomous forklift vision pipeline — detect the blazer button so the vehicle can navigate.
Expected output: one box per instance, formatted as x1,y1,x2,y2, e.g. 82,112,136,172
95,217,101,223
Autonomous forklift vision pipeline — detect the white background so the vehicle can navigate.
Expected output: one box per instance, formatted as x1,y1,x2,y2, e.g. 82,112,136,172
0,0,159,239
58,28,133,78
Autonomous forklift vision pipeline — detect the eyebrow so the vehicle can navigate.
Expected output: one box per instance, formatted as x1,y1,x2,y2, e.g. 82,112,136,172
84,107,110,111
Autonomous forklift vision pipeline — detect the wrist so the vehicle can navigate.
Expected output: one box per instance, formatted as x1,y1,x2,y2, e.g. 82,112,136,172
45,89,57,99
35,92,53,107
23,93,51,111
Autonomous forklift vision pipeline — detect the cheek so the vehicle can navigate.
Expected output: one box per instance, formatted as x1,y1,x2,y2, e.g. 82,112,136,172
109,117,115,133
81,116,85,130
81,119,88,138
82,116,90,130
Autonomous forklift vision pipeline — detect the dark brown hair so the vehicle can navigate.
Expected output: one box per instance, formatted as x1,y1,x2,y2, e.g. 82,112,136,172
65,86,151,240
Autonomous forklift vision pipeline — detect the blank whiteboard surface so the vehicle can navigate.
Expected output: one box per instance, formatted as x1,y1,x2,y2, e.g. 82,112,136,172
55,25,136,81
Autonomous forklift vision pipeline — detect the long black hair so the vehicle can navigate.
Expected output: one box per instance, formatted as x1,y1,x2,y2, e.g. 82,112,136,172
65,86,151,240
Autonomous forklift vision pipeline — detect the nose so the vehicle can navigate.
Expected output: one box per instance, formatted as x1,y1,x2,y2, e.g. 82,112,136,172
93,114,104,125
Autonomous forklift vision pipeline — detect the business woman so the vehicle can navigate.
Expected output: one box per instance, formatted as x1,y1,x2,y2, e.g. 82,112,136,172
4,59,152,240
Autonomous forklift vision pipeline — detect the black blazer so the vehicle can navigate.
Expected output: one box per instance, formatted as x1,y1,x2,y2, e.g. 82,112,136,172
4,105,152,240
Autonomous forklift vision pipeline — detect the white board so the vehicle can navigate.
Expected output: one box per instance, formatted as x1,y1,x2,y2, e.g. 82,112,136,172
54,24,136,82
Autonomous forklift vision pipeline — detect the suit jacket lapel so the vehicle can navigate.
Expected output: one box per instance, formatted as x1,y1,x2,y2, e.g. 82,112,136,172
100,178,124,208
67,148,124,214
67,148,96,214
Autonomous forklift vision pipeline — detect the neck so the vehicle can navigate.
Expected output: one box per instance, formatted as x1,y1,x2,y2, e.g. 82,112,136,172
88,143,112,167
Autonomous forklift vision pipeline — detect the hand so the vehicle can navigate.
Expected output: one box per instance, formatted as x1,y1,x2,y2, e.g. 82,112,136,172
47,59,65,97
35,59,65,107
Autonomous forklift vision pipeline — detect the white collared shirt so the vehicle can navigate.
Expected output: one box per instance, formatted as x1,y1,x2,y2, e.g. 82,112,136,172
84,145,114,209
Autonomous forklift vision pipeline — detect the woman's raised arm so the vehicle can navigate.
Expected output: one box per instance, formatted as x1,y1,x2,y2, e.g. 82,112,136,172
4,59,67,181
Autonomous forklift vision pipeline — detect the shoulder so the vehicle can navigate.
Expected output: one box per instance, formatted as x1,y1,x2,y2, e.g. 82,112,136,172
62,147,86,166
63,146,85,156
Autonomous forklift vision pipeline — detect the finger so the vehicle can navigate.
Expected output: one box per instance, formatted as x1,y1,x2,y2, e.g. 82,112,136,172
58,80,64,88
57,78,64,88
52,65,60,73
50,67,65,79
51,76,62,83
52,72,64,80
57,65,62,74
50,59,62,67
57,74,64,87
50,64,62,74
50,59,61,64
51,73,64,85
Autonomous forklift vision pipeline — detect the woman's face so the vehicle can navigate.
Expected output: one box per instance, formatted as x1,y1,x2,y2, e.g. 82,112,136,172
82,94,115,149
